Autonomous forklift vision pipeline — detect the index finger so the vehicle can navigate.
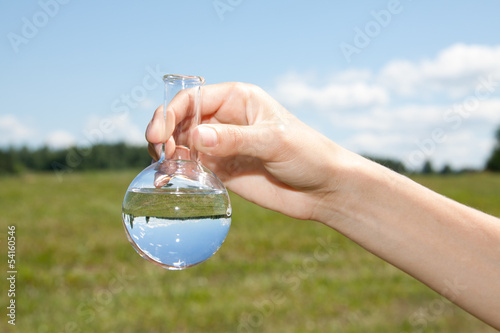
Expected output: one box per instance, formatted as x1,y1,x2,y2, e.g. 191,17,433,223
168,82,253,126
146,82,254,144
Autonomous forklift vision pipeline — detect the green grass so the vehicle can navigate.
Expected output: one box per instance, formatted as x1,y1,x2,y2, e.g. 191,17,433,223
0,170,499,332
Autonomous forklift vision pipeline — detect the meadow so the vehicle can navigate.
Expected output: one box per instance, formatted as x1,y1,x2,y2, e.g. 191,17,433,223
1,170,499,332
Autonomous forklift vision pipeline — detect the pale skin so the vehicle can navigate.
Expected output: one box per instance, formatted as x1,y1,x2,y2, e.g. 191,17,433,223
146,82,500,329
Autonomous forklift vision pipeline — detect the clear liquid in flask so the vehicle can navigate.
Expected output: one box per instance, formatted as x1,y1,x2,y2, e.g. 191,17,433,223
122,186,231,270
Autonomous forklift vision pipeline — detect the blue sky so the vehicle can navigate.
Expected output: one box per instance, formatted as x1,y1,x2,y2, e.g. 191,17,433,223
1,0,500,170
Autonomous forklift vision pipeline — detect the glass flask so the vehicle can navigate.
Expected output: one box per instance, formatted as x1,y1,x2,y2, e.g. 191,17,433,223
122,74,231,270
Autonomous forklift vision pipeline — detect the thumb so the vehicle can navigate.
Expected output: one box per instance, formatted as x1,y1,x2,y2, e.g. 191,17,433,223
193,124,267,157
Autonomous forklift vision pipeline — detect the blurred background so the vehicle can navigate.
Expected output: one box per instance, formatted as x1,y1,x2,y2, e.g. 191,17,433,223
2,0,500,171
1,1,500,332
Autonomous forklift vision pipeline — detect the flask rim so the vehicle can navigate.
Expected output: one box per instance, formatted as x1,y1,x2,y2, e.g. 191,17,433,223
163,74,205,85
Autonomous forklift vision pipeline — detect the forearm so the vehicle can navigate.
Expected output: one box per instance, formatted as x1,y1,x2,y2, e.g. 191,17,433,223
318,154,500,328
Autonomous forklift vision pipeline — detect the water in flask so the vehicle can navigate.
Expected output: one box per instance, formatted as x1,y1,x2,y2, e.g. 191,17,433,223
122,187,231,270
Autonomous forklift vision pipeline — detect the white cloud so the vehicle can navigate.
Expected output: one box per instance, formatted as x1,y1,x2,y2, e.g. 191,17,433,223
417,130,494,170
82,113,145,146
272,71,389,110
138,97,156,110
112,114,145,145
379,43,500,98
0,114,36,146
271,44,500,170
331,104,447,133
473,98,500,123
344,132,410,154
338,100,499,170
45,130,76,149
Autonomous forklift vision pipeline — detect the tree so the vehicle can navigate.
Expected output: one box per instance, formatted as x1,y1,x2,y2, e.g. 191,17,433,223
0,143,151,174
363,156,407,174
440,164,453,175
421,160,434,174
0,149,17,174
486,126,500,172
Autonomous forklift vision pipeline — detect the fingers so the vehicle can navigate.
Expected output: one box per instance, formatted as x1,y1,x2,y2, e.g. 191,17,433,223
145,82,281,160
145,104,176,144
192,123,278,159
147,142,160,161
145,84,226,144
147,138,176,161
146,105,164,144
167,82,254,125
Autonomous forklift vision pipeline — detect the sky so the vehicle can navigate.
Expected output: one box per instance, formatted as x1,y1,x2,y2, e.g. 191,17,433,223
1,0,500,170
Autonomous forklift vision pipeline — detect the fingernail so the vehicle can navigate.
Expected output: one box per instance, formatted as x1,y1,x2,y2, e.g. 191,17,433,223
198,125,218,147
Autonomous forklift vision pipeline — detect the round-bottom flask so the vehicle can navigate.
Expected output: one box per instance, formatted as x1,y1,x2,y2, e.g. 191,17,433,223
121,74,231,270
122,160,231,270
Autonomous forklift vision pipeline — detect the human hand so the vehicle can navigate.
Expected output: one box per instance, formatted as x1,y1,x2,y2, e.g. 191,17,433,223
147,82,500,329
146,82,353,221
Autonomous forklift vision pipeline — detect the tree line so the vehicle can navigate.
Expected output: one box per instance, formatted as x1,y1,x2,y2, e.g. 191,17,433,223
0,128,499,176
0,143,151,175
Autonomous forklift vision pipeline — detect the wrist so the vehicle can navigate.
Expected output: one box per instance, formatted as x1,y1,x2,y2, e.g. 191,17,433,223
311,150,403,231
309,147,368,225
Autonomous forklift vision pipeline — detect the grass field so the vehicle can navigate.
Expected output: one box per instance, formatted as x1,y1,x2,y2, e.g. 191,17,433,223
1,170,499,332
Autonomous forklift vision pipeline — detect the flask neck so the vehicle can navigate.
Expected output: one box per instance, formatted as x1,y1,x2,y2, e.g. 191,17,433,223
171,146,195,161
162,74,204,163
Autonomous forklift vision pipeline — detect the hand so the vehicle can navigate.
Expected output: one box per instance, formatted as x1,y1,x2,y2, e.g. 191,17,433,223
146,82,352,221
146,82,500,329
